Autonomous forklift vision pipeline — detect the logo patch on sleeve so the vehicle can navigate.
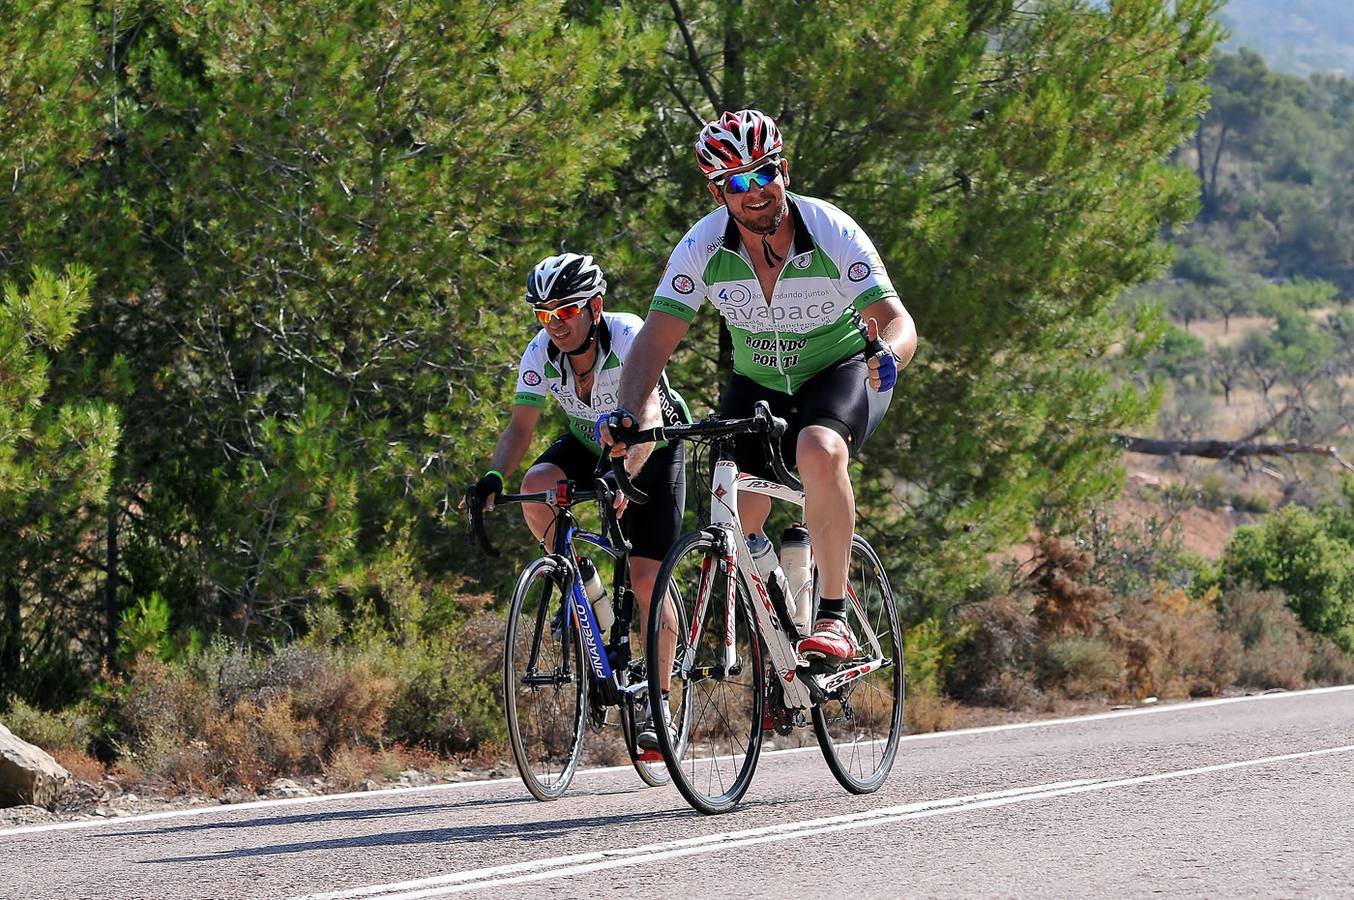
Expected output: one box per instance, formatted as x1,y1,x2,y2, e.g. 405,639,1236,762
671,274,696,294
523,370,542,386
847,261,871,282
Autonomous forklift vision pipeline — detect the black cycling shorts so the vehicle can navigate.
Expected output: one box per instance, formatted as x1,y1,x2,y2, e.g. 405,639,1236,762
714,354,891,479
532,434,686,561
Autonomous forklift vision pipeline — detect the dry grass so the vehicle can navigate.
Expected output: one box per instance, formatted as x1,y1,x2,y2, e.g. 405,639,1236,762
49,747,106,783
905,691,959,733
1182,313,1271,349
323,746,409,788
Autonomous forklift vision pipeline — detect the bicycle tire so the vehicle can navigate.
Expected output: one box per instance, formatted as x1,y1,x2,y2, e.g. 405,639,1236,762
811,535,904,794
622,579,693,787
648,529,764,814
503,556,587,800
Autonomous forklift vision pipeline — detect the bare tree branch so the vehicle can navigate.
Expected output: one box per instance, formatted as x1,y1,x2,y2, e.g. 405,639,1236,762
661,67,704,127
667,0,721,112
1117,434,1354,473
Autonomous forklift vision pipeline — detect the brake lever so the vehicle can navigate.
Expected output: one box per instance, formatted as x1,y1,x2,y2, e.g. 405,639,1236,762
752,400,803,492
610,456,649,505
466,496,500,558
595,476,633,553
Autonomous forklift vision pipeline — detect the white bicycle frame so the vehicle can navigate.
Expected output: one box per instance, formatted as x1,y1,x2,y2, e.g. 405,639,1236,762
691,457,890,710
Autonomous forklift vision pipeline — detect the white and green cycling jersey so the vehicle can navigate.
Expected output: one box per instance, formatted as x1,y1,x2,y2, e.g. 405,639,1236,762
514,311,691,455
651,193,898,394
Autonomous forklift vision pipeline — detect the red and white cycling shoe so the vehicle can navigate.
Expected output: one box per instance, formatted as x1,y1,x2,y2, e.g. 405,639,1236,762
798,618,859,662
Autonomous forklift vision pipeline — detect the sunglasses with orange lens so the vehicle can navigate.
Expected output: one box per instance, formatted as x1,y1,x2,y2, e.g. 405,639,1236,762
532,296,591,325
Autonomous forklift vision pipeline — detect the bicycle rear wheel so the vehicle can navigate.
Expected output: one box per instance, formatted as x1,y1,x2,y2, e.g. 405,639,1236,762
504,557,587,800
648,530,764,815
812,535,904,794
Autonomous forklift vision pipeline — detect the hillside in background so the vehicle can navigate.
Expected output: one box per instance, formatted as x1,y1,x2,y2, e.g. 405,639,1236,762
1220,0,1354,76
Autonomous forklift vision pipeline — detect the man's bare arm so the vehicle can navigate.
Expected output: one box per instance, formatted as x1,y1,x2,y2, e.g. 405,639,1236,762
487,404,543,478
458,404,541,511
601,310,691,477
617,311,690,411
862,296,917,368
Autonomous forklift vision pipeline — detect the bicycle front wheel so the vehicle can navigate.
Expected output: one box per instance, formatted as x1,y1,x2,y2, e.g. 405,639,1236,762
648,530,764,815
812,535,904,794
504,557,587,800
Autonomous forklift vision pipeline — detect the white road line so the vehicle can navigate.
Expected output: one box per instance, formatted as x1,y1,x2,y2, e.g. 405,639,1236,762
2,682,1351,839
291,778,1109,900
292,744,1354,900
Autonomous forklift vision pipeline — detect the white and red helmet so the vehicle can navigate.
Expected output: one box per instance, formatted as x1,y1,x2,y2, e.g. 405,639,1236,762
694,109,784,181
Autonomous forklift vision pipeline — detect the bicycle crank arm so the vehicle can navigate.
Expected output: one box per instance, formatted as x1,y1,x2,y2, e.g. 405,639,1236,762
817,656,891,695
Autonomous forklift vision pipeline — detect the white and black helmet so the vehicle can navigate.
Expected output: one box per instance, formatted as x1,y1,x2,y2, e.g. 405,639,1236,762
525,252,607,305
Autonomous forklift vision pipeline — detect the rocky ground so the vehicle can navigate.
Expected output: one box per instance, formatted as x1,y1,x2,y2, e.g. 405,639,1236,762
0,762,518,828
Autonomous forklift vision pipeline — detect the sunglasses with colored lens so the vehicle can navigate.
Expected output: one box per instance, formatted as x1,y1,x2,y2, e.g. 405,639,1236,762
721,160,781,194
532,296,591,325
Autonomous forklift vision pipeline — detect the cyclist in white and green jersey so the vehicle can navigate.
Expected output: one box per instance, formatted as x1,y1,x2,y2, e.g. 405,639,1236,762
603,109,917,664
462,253,688,746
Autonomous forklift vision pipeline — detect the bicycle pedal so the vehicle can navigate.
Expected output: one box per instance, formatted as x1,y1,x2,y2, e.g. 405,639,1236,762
636,749,663,763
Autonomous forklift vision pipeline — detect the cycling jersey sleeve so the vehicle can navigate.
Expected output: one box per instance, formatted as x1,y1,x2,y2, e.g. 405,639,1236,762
834,215,899,312
649,226,708,323
513,334,549,409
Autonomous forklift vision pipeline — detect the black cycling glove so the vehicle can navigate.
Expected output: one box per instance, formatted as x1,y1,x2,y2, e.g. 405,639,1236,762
597,408,641,447
465,470,504,508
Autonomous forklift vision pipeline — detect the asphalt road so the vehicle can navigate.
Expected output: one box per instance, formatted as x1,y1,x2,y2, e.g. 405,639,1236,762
5,685,1353,899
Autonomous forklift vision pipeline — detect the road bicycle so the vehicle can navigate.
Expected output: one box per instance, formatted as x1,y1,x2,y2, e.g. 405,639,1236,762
467,476,690,800
611,401,903,814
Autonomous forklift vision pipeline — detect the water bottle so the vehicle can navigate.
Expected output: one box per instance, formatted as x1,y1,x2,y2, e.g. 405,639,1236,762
780,525,812,632
747,533,793,620
578,557,614,632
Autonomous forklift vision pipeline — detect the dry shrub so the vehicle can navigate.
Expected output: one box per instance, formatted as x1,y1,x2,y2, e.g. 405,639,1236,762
1031,538,1112,638
380,612,504,752
325,746,381,788
114,641,399,793
117,653,213,749
1220,588,1309,690
947,594,1040,708
294,658,396,754
258,693,304,772
1043,636,1124,699
1,698,100,754
1118,589,1239,700
1308,635,1354,685
583,731,630,767
206,698,270,791
49,747,106,783
906,691,958,733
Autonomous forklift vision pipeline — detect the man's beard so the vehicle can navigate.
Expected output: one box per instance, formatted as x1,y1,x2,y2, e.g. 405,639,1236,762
731,199,787,236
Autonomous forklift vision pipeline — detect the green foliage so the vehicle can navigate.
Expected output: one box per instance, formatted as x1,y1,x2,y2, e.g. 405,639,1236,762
1,696,100,753
1173,245,1233,286
1221,505,1354,648
904,616,971,698
1145,324,1206,381
0,265,120,705
118,593,174,663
